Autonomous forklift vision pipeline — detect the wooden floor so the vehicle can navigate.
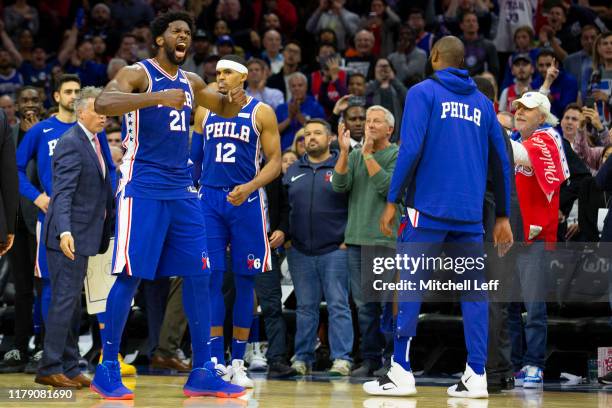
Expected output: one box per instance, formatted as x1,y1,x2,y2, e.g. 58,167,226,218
0,373,609,407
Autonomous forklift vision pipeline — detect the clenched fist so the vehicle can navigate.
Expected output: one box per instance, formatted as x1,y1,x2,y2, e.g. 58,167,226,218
158,89,186,110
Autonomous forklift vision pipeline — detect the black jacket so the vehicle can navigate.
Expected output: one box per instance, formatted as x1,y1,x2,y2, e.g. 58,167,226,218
283,151,348,256
265,175,289,236
595,155,612,242
0,111,18,243
13,126,40,235
43,125,113,256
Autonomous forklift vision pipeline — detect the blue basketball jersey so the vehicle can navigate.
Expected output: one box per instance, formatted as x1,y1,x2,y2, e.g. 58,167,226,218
120,58,195,200
0,69,24,98
200,96,263,188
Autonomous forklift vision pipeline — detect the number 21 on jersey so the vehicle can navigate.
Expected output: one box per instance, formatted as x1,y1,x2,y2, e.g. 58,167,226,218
168,91,192,132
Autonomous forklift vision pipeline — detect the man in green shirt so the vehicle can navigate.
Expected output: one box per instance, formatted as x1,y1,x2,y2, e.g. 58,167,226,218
332,105,400,376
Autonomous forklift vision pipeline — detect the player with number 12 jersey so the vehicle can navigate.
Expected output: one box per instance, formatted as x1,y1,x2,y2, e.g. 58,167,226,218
191,54,281,388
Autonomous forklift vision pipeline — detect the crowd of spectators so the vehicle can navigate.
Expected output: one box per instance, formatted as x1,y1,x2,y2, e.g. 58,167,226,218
0,0,611,382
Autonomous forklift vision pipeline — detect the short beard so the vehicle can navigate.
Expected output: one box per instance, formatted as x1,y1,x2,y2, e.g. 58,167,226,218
60,103,74,113
306,145,328,159
164,44,184,66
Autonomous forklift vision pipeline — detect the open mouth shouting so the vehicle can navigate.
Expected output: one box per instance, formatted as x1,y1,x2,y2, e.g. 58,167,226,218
175,41,187,60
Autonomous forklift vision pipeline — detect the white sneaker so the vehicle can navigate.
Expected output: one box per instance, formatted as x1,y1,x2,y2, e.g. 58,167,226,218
328,359,351,376
211,357,231,381
248,342,268,372
291,360,311,376
515,366,527,387
230,359,254,388
522,365,543,389
244,343,254,364
447,364,488,399
363,359,417,396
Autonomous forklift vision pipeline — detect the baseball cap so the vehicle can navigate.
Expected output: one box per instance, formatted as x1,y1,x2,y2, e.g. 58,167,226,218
194,30,209,41
216,35,234,46
512,91,559,125
512,53,531,65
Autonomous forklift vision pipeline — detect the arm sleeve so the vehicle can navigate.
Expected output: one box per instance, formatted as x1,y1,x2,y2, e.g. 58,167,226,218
0,115,18,235
510,139,531,167
278,177,290,235
332,151,354,193
498,88,509,112
306,9,322,33
190,131,204,186
370,148,398,198
52,138,82,236
488,120,512,217
16,127,42,202
387,84,431,203
339,10,360,37
573,128,604,170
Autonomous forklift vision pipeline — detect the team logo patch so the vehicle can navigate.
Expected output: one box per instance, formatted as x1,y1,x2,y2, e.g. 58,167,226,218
247,254,261,270
325,170,333,183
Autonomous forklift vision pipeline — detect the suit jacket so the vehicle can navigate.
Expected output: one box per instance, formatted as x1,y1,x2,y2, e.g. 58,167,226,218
0,110,19,243
43,124,113,256
12,126,40,235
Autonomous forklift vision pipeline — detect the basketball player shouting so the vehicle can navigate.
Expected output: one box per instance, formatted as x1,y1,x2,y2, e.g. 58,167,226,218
191,55,281,388
90,12,247,400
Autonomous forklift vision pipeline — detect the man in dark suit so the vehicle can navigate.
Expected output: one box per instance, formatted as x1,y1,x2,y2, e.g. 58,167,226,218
0,109,18,256
0,86,43,374
35,87,113,388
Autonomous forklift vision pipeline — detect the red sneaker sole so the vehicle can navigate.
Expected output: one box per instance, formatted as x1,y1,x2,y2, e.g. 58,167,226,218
183,388,247,398
90,384,134,400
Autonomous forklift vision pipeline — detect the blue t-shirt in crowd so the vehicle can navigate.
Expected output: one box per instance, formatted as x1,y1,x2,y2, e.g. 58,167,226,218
275,95,325,151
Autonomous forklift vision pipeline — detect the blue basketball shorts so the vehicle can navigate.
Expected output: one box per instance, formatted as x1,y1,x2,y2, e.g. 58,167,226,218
112,190,209,279
199,185,271,276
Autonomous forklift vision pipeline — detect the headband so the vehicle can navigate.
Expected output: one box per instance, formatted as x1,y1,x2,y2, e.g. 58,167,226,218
216,59,248,74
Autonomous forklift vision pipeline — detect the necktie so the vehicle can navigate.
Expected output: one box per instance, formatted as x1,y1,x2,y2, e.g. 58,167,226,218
93,134,106,178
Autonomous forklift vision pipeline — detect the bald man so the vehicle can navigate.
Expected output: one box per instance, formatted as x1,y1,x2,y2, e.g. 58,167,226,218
366,36,513,398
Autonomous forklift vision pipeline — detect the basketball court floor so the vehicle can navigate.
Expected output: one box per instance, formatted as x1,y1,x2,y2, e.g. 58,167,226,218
0,371,609,407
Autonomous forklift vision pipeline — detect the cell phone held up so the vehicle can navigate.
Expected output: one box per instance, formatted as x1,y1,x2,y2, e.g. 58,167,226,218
584,96,596,109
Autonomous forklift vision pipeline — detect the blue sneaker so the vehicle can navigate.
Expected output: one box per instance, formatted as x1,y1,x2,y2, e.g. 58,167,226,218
184,361,246,398
91,360,134,400
514,367,527,387
523,365,543,389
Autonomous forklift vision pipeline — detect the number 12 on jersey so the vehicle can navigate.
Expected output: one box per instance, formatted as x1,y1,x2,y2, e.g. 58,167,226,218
215,142,236,163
